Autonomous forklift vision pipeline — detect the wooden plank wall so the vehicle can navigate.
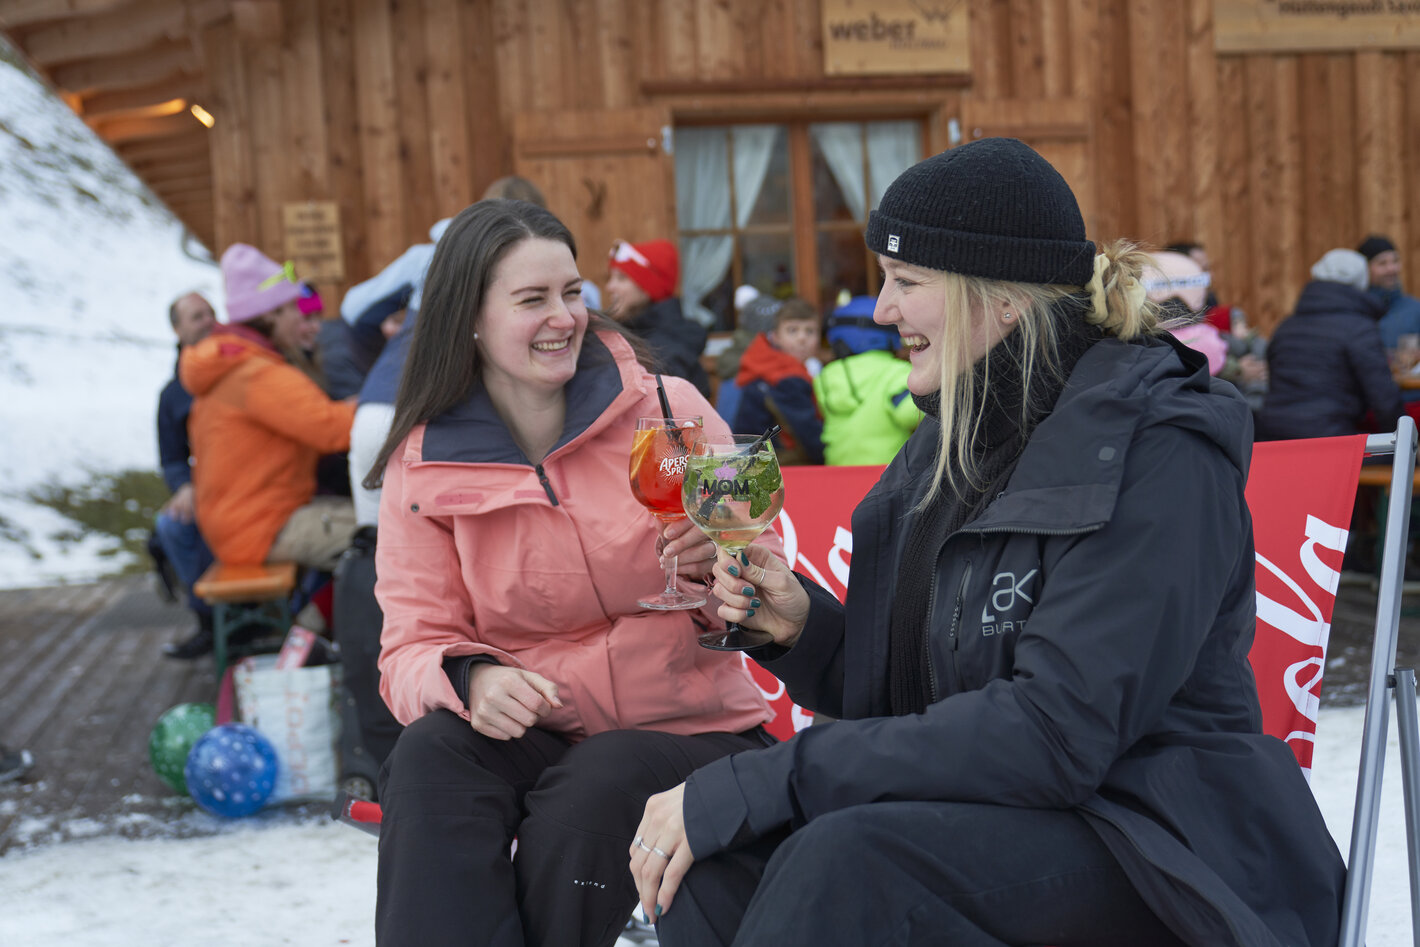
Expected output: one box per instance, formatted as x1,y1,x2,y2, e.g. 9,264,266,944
202,0,507,293
195,0,1419,334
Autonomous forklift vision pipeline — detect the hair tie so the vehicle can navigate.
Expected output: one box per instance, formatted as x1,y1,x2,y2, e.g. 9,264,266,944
1085,253,1110,325
1085,252,1147,329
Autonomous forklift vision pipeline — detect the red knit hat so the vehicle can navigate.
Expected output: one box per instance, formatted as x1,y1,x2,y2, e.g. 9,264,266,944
609,239,679,302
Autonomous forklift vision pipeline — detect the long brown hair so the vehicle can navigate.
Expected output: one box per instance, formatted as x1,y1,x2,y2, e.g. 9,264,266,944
363,199,651,489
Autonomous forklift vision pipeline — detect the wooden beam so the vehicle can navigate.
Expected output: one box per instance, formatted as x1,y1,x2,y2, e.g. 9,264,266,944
149,182,214,201
24,1,188,67
146,173,213,194
80,75,207,118
93,108,203,143
116,131,208,164
133,155,209,179
49,36,200,95
0,0,132,31
231,0,279,40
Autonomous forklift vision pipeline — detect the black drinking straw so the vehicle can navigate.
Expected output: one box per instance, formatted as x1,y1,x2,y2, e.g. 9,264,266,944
655,375,685,449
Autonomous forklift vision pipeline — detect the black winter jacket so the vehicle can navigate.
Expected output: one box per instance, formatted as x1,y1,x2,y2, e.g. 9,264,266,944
683,334,1345,947
1257,279,1401,440
627,297,711,398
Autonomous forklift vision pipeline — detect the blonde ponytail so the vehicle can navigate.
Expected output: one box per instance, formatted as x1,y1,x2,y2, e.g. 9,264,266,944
1084,240,1159,340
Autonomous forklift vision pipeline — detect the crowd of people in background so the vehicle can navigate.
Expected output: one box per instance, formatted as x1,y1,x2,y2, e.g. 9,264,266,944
133,142,1419,947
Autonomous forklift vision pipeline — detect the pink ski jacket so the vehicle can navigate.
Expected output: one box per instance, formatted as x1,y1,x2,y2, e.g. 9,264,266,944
376,331,776,741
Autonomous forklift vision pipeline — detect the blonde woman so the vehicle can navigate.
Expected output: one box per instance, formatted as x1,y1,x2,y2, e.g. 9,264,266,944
632,139,1345,947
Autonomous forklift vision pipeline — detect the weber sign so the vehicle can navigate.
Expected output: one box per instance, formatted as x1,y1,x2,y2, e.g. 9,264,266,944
821,0,970,75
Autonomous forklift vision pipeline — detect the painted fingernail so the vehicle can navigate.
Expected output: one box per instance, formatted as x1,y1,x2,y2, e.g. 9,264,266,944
739,551,749,566
741,585,754,596
746,608,756,617
655,905,663,917
751,598,761,608
727,564,739,577
643,912,651,924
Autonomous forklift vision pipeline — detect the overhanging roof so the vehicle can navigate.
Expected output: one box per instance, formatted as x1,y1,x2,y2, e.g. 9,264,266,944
0,1,271,251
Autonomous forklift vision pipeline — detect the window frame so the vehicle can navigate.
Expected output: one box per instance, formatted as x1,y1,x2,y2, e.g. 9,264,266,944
674,112,929,323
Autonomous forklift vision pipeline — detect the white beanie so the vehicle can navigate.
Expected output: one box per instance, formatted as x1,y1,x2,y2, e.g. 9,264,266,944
1310,248,1369,291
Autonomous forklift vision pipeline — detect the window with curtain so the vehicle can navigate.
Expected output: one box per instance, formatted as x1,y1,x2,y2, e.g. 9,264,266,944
675,119,922,329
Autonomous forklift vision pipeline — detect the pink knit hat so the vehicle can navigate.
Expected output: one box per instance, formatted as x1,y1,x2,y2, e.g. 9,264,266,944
221,243,305,323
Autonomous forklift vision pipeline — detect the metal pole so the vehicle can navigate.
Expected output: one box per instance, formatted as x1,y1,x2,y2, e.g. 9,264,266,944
1393,667,1420,947
1342,419,1418,947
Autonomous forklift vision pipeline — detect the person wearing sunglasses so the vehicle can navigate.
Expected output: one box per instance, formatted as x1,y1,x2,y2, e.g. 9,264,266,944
180,245,358,573
606,238,712,398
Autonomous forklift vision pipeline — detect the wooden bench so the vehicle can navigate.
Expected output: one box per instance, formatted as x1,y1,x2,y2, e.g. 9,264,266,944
1355,465,1420,491
193,562,297,679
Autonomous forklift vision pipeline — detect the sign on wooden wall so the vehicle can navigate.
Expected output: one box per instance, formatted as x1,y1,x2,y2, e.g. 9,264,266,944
282,201,345,283
821,0,970,75
1216,0,1420,52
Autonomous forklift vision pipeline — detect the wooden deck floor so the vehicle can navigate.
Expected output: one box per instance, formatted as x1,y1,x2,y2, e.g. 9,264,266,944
0,571,1416,857
0,576,230,854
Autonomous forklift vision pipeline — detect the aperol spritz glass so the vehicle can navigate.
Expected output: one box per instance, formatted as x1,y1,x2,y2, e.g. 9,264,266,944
681,433,784,650
629,416,707,610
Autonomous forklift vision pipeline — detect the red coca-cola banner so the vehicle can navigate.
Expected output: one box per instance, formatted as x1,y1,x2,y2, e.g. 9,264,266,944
756,437,1368,770
1246,435,1367,776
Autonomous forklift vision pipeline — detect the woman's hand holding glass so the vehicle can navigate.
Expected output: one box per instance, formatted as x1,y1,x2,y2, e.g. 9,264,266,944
708,543,812,649
466,662,563,741
657,515,719,581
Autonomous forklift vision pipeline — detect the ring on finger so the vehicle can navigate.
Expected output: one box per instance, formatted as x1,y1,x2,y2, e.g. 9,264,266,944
633,835,643,847
637,840,654,854
652,846,671,859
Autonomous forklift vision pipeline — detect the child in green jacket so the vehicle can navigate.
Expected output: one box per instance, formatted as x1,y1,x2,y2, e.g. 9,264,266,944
814,295,922,465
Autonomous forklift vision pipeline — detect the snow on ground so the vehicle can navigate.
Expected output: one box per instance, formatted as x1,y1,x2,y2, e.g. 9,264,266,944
0,703,1411,946
0,48,222,589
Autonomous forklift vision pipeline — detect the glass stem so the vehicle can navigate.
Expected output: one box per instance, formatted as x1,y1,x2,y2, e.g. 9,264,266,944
663,552,679,596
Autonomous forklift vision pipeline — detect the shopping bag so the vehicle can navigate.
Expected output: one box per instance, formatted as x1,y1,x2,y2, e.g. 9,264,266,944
233,652,342,803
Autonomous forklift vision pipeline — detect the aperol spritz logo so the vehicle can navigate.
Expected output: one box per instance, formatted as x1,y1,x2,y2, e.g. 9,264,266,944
657,455,687,477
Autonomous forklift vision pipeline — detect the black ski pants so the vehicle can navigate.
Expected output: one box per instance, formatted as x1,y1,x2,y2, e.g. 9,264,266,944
658,800,1189,947
375,709,768,947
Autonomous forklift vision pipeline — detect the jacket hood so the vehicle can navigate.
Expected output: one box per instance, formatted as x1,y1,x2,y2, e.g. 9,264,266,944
416,330,647,468
815,349,902,415
179,324,282,397
961,332,1252,536
1293,280,1386,322
735,333,812,387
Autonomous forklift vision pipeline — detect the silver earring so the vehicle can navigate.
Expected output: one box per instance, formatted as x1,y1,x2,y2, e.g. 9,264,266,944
473,331,479,339
1001,312,1014,323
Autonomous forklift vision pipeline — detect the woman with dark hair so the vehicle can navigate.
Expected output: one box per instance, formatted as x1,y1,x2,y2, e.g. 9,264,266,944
367,199,779,947
632,140,1346,947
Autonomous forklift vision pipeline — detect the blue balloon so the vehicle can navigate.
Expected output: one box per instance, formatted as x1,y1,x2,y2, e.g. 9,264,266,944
183,723,279,818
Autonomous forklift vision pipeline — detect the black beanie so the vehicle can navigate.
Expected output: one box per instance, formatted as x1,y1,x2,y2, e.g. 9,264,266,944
865,138,1096,286
1358,234,1397,261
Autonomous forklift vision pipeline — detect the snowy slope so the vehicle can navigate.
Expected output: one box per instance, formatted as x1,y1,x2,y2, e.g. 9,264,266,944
0,44,222,588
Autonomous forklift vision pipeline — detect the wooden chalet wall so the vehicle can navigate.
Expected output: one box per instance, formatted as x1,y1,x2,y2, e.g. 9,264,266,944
2,0,1417,332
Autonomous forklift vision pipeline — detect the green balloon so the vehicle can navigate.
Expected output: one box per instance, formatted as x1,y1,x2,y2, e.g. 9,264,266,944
148,702,217,795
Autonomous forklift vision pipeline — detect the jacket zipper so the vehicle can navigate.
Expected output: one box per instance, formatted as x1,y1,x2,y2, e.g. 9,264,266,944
938,560,972,698
535,463,559,506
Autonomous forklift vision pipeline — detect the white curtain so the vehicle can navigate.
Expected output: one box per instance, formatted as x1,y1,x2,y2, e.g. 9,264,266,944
867,121,922,210
810,123,867,222
675,125,780,327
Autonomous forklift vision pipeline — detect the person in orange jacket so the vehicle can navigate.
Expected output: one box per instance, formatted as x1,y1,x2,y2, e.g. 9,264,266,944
180,244,358,571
